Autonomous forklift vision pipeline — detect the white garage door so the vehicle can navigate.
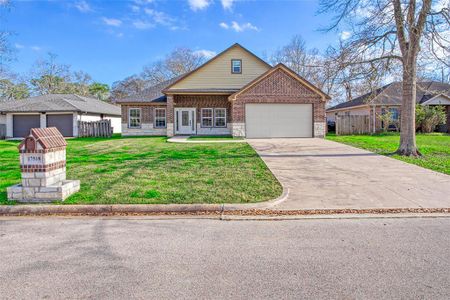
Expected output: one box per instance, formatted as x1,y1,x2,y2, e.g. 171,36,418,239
245,103,313,138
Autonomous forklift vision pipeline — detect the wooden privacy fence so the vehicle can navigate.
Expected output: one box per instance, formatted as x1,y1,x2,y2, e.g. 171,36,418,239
78,119,113,138
336,115,370,135
0,124,5,139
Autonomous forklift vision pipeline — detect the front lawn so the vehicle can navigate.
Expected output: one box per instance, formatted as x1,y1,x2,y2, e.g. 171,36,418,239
0,136,282,205
326,133,450,175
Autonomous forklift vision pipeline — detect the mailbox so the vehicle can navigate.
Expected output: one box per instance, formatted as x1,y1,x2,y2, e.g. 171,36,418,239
7,127,80,202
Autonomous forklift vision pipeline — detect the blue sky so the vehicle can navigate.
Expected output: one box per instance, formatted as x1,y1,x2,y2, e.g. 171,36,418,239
4,0,338,85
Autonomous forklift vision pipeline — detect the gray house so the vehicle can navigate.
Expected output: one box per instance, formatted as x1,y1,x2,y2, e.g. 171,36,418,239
0,94,121,138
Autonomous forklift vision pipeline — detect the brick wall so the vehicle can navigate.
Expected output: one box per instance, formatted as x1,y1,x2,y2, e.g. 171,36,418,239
121,104,166,124
174,95,232,123
231,68,325,124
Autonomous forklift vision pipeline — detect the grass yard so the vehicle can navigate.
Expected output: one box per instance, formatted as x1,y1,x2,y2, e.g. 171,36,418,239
0,136,282,205
327,133,450,175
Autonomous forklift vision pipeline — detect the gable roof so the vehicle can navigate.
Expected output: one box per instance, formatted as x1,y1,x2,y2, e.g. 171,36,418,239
114,76,182,104
229,63,331,101
327,81,450,111
162,43,271,93
18,127,67,150
0,94,121,116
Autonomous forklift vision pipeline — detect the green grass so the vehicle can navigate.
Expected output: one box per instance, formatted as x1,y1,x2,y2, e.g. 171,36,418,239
326,132,450,175
0,136,282,205
188,135,243,140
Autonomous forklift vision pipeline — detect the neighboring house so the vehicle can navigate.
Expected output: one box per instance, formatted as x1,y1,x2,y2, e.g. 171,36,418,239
0,94,122,138
326,81,450,133
115,43,330,138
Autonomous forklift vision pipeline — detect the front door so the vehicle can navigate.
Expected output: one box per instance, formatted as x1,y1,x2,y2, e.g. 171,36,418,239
175,108,196,135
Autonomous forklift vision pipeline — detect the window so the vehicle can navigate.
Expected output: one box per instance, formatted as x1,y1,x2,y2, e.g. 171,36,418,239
389,108,399,121
154,108,166,128
214,108,227,127
231,59,242,74
201,108,213,127
128,108,141,128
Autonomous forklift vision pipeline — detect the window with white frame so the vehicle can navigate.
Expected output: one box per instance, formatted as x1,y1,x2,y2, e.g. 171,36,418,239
154,108,166,128
214,108,226,127
231,59,242,74
129,108,141,128
201,108,213,127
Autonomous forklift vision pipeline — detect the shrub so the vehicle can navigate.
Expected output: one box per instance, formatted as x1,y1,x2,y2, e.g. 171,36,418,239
415,105,446,133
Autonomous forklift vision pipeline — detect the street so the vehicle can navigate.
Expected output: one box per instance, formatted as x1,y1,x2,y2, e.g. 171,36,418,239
1,216,450,299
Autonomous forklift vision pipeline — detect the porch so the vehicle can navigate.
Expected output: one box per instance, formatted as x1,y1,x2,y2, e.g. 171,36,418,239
167,94,233,136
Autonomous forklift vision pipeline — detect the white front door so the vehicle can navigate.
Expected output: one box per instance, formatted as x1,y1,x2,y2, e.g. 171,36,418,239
175,108,196,135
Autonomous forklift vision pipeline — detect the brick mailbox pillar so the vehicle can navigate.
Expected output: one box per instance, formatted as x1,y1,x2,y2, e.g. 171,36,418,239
7,127,80,202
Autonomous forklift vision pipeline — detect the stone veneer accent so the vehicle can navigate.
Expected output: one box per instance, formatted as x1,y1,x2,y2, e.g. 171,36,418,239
121,123,166,136
231,123,246,137
314,122,326,137
166,123,174,137
7,128,80,202
230,68,326,137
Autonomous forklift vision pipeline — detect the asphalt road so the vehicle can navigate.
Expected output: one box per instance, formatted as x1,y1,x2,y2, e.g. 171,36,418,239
1,216,450,299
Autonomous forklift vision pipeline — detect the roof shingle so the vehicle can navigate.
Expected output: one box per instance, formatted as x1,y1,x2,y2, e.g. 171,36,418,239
0,94,121,116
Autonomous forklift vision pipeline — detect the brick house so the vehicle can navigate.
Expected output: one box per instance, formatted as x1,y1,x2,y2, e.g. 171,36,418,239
116,43,329,138
326,81,450,133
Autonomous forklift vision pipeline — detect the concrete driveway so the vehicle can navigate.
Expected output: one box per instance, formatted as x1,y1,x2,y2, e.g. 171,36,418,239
248,138,450,210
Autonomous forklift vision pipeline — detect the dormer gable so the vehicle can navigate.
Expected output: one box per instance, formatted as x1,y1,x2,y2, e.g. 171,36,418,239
163,44,271,93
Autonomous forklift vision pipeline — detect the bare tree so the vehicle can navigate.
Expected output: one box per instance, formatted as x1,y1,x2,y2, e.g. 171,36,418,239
110,75,146,100
319,0,449,156
270,35,327,90
0,0,13,78
141,48,208,85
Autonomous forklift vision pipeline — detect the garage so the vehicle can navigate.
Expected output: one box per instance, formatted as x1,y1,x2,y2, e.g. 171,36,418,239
245,103,313,138
13,115,40,138
46,114,73,137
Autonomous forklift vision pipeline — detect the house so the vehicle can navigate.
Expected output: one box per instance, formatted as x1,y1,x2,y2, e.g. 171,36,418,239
0,94,122,138
326,81,450,133
115,43,329,138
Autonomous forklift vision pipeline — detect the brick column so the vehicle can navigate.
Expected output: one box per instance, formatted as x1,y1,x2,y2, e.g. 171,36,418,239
166,94,174,137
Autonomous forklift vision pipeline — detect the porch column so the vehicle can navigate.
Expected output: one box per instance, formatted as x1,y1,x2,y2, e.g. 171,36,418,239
166,94,174,137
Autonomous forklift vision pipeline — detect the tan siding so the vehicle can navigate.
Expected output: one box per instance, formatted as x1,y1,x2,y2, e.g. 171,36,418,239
169,47,270,90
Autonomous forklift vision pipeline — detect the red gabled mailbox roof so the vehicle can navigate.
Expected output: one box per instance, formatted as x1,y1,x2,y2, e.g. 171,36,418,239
18,127,67,150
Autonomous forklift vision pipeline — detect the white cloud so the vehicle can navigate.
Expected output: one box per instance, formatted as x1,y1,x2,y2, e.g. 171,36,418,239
145,8,173,26
188,0,211,11
133,20,154,29
221,0,234,10
131,5,140,12
194,49,217,59
340,31,351,40
102,17,122,27
220,21,259,32
74,1,92,13
432,0,450,11
31,46,41,51
14,43,24,49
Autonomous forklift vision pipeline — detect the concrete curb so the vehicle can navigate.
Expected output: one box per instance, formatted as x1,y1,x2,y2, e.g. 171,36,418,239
0,204,449,217
0,186,290,216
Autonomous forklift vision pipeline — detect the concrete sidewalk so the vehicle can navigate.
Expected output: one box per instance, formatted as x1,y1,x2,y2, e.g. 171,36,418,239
248,138,450,210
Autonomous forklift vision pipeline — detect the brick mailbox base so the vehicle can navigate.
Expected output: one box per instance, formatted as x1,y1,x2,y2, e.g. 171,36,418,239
7,127,80,203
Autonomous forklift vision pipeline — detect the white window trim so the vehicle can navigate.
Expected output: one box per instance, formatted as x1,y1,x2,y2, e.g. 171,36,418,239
231,59,242,74
128,108,141,129
214,108,227,128
201,108,213,128
154,108,167,128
